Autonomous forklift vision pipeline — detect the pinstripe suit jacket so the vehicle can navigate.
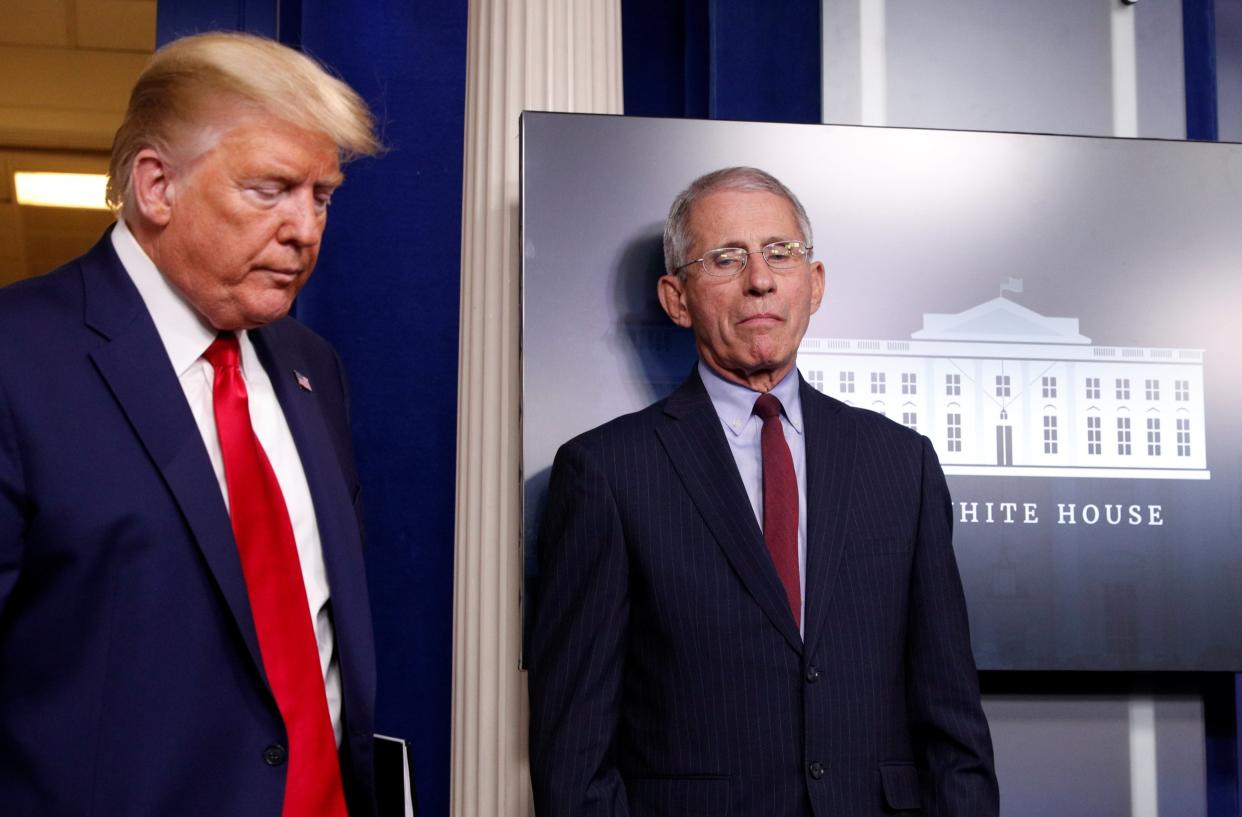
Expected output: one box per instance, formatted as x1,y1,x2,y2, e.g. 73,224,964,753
528,368,998,817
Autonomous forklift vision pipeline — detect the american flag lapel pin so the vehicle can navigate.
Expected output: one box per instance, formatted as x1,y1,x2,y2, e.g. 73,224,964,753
294,370,313,392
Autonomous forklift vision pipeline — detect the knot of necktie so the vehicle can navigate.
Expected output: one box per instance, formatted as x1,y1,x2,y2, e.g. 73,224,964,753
753,392,783,421
203,332,241,370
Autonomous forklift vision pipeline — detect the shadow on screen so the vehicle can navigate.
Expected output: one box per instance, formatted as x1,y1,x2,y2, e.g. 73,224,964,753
610,227,697,405
524,229,696,668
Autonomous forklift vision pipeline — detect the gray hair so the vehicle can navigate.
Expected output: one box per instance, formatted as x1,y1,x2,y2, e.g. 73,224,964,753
662,166,814,277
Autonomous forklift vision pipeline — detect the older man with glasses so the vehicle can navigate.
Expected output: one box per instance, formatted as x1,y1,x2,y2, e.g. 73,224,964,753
528,166,1000,817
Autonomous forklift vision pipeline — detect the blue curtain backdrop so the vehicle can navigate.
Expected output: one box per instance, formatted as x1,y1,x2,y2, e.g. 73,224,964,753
1185,0,1220,140
622,0,822,122
1181,5,1240,815
156,4,466,816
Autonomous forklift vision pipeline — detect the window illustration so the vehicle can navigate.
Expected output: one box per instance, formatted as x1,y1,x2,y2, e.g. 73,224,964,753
1043,415,1058,454
1087,416,1101,455
946,413,962,452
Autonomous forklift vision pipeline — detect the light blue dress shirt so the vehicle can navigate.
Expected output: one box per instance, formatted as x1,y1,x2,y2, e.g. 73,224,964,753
698,361,808,633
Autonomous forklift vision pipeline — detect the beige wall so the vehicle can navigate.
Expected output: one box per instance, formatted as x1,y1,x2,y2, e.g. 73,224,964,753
0,0,155,284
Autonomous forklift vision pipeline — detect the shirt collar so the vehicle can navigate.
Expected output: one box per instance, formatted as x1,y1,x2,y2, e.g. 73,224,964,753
698,360,804,438
112,218,252,376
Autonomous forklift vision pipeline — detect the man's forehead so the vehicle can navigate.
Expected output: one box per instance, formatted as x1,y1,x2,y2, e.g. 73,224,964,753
190,112,341,178
688,189,801,245
174,96,338,161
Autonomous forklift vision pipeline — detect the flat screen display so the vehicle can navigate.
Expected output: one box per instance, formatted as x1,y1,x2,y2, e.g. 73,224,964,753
521,111,1242,671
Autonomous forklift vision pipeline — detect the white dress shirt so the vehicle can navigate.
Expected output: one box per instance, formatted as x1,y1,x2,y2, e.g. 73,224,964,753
111,220,342,744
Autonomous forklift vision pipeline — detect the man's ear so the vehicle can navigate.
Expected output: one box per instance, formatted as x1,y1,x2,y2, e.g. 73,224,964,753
657,274,693,328
808,260,826,314
129,148,177,227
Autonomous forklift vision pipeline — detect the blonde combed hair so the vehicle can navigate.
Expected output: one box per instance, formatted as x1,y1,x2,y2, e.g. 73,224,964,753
107,31,380,213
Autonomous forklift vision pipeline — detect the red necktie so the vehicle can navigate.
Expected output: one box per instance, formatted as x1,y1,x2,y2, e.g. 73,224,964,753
204,334,347,817
754,393,801,629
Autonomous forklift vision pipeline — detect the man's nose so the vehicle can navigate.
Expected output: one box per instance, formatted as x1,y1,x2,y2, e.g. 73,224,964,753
743,253,776,294
278,192,324,246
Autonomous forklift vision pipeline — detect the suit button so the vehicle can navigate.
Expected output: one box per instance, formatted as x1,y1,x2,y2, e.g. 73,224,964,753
264,744,287,766
805,666,821,683
808,761,825,780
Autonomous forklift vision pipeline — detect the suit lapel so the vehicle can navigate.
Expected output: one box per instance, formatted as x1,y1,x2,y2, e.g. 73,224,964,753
251,325,374,723
656,370,803,654
799,379,858,657
82,232,264,674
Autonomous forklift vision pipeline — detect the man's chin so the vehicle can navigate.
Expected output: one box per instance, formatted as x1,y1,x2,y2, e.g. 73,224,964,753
247,304,295,329
743,346,794,374
746,357,798,384
205,301,295,332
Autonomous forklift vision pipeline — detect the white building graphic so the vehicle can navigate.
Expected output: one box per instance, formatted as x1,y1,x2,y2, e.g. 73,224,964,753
798,295,1209,480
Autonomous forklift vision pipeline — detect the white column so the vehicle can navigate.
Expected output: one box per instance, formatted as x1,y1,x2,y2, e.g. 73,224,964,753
1110,0,1139,137
1114,6,1154,807
1128,695,1159,817
453,3,622,816
859,0,887,126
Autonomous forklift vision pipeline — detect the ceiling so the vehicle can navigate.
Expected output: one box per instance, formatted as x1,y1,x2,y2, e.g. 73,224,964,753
0,0,156,286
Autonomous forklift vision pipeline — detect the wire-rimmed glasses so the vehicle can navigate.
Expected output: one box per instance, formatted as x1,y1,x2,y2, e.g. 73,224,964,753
675,240,812,278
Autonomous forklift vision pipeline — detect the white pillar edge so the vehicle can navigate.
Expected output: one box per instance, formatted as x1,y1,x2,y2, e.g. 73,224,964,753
453,2,623,816
1111,0,1140,138
1116,13,1151,812
1128,695,1159,817
859,0,887,127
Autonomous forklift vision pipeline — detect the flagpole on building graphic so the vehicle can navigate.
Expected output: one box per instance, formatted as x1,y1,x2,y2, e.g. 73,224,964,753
1000,278,1024,296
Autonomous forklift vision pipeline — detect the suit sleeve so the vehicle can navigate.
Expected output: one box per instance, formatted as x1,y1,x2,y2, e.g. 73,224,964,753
905,436,1000,817
527,439,631,817
0,366,27,617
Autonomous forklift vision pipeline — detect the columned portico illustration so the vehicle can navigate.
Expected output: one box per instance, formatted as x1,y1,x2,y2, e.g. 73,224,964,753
798,295,1209,480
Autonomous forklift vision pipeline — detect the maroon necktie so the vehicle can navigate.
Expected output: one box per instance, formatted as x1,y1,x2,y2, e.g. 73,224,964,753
204,334,347,817
753,393,801,628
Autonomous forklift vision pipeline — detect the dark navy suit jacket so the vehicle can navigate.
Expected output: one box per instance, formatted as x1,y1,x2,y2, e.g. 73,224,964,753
528,369,999,817
0,231,376,816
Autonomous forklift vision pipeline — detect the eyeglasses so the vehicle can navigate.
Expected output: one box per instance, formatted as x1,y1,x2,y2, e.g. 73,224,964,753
675,240,812,278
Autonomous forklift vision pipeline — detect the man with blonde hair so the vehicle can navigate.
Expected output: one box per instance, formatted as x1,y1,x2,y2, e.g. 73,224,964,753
0,32,383,816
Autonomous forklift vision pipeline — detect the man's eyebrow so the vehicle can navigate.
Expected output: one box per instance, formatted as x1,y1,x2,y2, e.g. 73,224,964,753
246,170,345,189
710,235,798,249
317,171,345,190
708,237,751,250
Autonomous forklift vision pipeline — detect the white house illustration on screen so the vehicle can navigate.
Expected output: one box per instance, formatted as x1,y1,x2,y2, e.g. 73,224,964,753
797,286,1210,480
